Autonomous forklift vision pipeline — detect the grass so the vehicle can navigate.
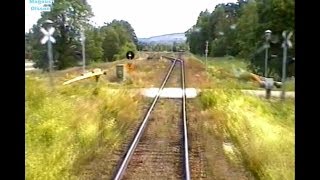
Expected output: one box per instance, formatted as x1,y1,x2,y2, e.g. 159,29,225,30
25,54,179,179
26,54,295,179
194,55,295,91
198,89,294,179
26,74,142,180
191,53,295,179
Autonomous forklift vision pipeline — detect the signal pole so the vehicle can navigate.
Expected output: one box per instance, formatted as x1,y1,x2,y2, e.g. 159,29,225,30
40,20,56,88
281,31,293,100
264,30,272,99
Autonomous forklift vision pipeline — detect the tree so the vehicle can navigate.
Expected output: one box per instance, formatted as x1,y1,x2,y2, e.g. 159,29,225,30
100,19,137,61
102,27,120,61
29,0,93,70
84,26,104,63
248,0,295,78
186,0,295,78
185,9,211,55
105,20,139,47
235,0,259,58
114,41,137,59
210,6,228,56
27,5,138,69
186,27,203,54
186,3,241,57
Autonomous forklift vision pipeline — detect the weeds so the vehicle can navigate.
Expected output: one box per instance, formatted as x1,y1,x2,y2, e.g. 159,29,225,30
195,55,295,91
199,89,294,180
190,55,294,179
26,75,141,180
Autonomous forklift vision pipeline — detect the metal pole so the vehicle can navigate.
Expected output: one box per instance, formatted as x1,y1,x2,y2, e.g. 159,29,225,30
281,43,287,100
264,30,271,78
47,39,54,87
264,44,268,78
264,37,270,99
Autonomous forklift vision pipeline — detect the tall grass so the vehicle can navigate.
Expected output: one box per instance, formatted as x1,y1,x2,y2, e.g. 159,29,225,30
199,89,294,180
190,54,294,179
194,55,295,91
26,75,141,179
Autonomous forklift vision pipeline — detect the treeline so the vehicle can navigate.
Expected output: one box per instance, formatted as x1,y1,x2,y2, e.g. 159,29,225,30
25,0,138,70
185,0,295,79
139,42,188,52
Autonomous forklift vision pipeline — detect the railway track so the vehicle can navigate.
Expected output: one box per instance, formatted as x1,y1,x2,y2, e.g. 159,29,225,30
112,53,191,180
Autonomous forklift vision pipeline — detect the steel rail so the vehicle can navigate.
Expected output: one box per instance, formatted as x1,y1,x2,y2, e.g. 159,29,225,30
113,59,178,180
180,57,191,180
163,54,191,180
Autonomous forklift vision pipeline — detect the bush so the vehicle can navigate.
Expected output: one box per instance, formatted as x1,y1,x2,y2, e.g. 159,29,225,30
199,91,217,110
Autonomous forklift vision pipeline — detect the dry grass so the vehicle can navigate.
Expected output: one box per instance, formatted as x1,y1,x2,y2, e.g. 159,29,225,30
198,89,294,180
26,75,144,180
187,99,254,179
188,55,294,179
26,53,294,180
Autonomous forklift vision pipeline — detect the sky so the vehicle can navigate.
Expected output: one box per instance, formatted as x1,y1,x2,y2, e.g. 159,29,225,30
25,0,237,38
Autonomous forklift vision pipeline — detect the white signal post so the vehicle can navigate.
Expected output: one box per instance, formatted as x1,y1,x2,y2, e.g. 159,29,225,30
281,31,293,100
40,26,56,73
264,30,272,99
40,20,56,87
264,30,272,78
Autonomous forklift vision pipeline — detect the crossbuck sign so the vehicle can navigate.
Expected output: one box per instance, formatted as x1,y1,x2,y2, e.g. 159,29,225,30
282,31,293,48
40,26,56,85
40,27,56,44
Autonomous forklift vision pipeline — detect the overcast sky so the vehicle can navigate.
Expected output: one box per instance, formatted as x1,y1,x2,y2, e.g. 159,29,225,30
25,0,237,38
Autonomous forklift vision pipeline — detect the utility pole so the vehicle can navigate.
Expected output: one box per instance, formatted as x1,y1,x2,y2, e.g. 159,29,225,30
264,30,272,99
264,30,272,78
205,40,208,72
280,31,293,100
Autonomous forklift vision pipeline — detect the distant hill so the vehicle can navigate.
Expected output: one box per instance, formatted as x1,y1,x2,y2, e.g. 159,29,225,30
138,33,187,45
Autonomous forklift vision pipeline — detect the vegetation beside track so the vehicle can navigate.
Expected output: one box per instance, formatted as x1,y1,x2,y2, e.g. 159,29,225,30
194,55,295,91
26,76,142,179
26,53,294,179
191,55,295,179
